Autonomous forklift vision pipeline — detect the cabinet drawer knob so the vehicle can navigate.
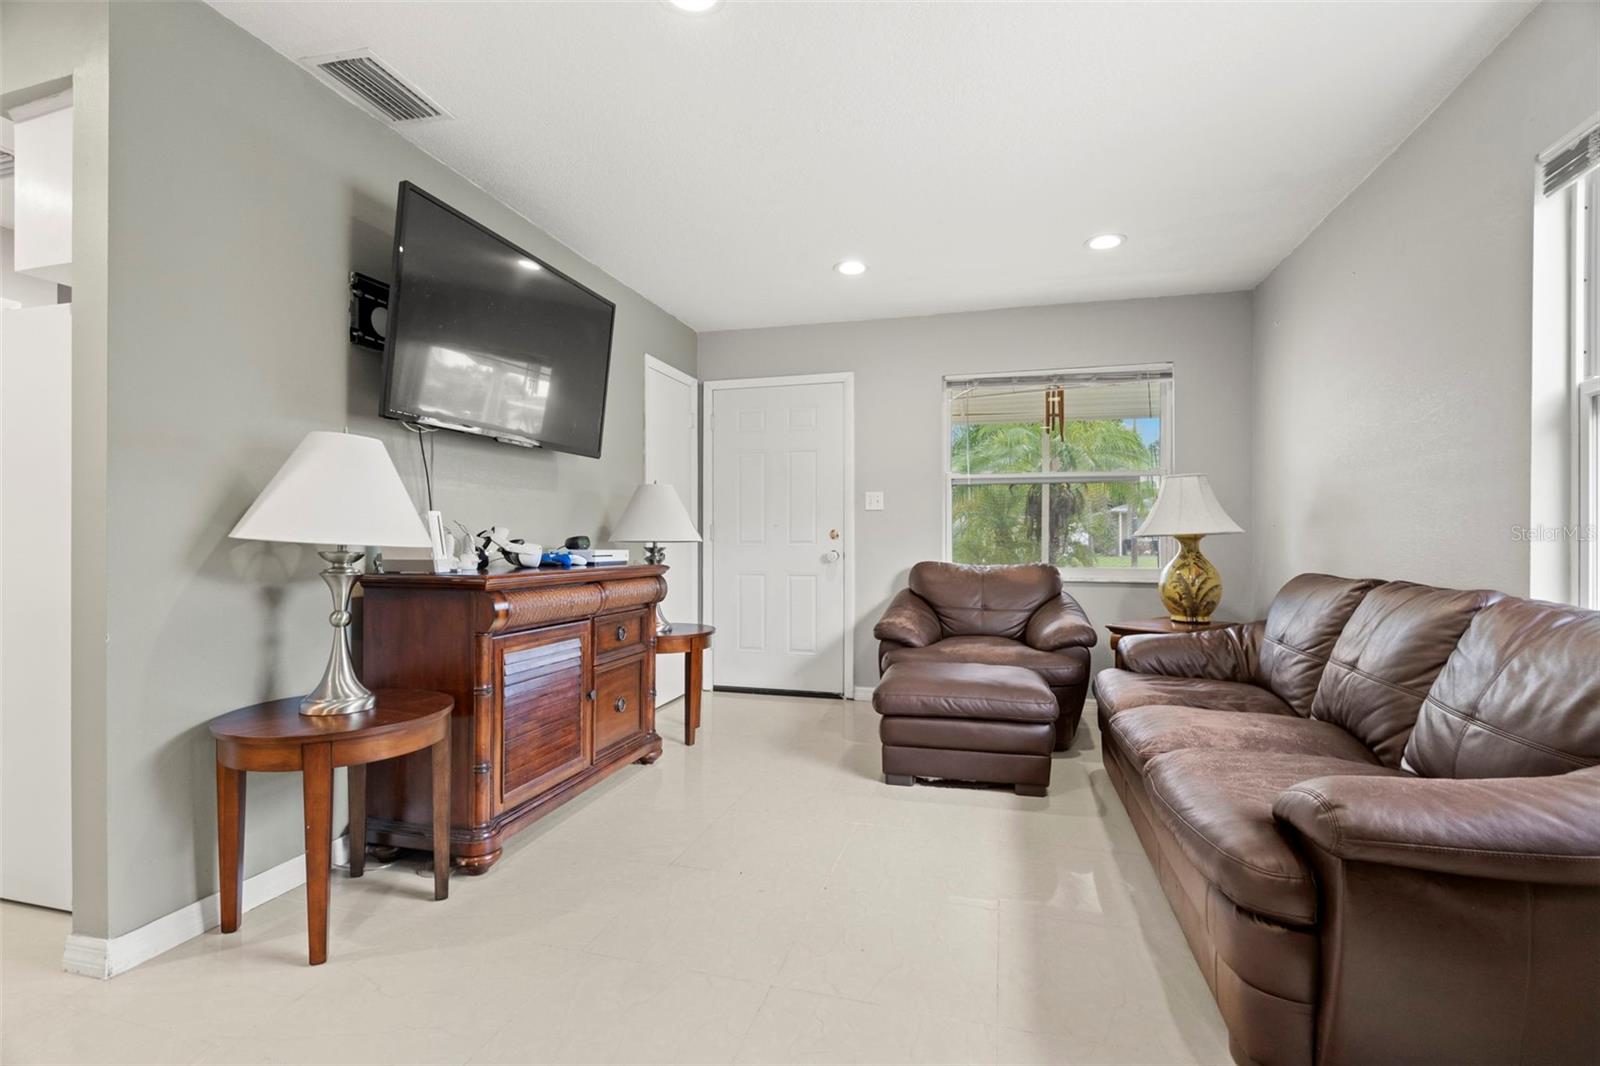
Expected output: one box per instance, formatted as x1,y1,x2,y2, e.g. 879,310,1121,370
613,696,628,713
616,624,629,641
587,689,597,702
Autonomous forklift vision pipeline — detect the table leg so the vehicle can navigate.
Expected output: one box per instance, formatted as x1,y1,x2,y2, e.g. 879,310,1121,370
216,762,245,934
302,742,333,966
431,732,451,901
685,646,704,746
346,763,366,878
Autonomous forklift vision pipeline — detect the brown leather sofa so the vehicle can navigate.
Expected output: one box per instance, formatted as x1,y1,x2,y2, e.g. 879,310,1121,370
876,561,1097,747
1092,574,1600,1066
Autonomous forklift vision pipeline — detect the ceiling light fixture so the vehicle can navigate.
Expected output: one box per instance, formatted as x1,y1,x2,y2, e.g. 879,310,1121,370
1086,233,1125,251
517,258,543,271
835,259,867,277
665,0,720,12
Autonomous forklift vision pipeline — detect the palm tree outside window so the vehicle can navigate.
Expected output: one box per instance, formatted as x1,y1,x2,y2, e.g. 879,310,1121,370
944,365,1173,580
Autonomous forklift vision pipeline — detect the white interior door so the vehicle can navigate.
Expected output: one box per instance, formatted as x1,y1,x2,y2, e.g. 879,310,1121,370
0,303,73,911
644,356,699,706
709,378,849,695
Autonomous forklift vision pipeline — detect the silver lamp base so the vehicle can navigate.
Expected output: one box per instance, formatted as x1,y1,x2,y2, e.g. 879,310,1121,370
644,542,673,633
301,548,376,717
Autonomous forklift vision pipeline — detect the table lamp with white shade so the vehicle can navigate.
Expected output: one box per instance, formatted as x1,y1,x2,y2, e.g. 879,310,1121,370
230,431,431,716
610,481,701,633
1134,473,1243,624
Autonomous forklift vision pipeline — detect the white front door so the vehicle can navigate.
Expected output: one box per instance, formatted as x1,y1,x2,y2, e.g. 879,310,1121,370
709,378,849,695
644,356,699,707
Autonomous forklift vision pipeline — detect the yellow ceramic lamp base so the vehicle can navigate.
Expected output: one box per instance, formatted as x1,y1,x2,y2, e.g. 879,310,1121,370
1157,534,1223,624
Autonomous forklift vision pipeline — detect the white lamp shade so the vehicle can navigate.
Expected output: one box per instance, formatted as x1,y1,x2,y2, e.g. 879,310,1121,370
1134,474,1243,537
611,482,701,544
230,431,430,547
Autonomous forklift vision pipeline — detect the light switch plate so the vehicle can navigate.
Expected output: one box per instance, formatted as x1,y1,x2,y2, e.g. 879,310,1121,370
864,491,885,511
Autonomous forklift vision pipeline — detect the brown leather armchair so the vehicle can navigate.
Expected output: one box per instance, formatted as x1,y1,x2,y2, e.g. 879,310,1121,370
874,562,1097,747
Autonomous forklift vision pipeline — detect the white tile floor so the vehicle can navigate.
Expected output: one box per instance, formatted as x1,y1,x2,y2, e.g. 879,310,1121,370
0,692,1230,1066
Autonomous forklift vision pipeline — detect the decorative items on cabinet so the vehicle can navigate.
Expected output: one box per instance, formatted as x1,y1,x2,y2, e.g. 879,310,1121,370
1133,473,1243,624
229,431,431,716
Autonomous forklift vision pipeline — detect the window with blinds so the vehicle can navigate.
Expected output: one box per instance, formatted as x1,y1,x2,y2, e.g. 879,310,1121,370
1541,121,1600,199
1573,169,1599,607
944,365,1173,578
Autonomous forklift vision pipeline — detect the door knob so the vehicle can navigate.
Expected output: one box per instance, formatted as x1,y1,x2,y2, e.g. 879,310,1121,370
824,549,842,563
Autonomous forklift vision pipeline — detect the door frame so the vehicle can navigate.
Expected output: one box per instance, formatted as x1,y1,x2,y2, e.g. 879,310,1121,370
701,372,856,697
643,353,701,704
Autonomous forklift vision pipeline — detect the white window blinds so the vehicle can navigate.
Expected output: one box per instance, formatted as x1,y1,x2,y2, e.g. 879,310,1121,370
1542,121,1600,198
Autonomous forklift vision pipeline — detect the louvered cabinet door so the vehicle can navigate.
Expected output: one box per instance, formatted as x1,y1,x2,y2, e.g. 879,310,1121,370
493,621,592,810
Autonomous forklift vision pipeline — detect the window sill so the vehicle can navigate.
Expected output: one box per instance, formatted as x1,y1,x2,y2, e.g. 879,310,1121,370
1058,569,1161,586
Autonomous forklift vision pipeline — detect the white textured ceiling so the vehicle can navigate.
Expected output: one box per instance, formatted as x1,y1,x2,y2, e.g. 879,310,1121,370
210,1,1533,332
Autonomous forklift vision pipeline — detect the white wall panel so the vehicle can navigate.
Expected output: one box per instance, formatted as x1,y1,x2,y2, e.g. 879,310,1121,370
13,103,73,285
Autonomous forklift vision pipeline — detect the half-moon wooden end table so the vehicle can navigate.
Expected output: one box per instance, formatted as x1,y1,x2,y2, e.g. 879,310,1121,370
209,689,453,965
655,623,714,746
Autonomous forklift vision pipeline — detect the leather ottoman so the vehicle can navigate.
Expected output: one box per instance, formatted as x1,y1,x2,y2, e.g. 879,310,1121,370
872,661,1058,796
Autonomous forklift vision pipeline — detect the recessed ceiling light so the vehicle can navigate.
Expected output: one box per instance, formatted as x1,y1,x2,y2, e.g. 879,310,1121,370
835,259,867,276
666,0,719,11
1086,233,1125,251
517,258,543,271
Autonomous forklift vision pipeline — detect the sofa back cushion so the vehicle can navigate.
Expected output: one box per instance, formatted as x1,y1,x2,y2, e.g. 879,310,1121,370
1255,574,1382,715
1404,597,1600,778
1311,582,1501,766
908,562,1059,640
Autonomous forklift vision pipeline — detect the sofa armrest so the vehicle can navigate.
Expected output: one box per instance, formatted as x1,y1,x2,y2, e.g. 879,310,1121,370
1274,766,1600,886
1118,622,1261,682
1024,591,1098,651
873,588,941,648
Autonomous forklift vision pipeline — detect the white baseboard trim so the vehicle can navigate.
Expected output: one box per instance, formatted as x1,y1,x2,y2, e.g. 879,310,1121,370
851,685,875,701
62,834,350,979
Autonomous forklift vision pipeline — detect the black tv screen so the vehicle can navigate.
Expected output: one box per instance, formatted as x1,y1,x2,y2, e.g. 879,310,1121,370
381,182,616,457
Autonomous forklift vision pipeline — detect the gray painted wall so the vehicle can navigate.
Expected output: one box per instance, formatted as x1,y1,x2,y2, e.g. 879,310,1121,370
697,293,1256,688
1251,0,1599,609
91,1,694,939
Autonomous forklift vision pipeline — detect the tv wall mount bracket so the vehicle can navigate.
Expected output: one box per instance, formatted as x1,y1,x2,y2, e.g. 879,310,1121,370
349,272,389,352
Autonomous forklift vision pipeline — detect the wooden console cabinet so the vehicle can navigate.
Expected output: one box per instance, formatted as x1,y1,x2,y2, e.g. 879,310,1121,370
358,565,666,873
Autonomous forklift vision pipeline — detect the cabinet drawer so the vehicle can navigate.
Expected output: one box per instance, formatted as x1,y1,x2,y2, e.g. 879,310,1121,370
596,610,649,657
593,657,644,754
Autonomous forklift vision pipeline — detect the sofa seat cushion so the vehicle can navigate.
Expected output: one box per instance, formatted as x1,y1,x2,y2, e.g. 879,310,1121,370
873,662,1058,723
1145,750,1404,925
1094,668,1294,720
1108,705,1381,776
881,635,1087,687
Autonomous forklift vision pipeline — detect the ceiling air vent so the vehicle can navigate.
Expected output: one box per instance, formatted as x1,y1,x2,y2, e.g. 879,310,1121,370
303,50,449,125
0,149,14,179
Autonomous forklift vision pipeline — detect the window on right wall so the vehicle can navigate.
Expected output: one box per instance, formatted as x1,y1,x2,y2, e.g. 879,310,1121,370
1539,122,1600,608
1580,168,1599,608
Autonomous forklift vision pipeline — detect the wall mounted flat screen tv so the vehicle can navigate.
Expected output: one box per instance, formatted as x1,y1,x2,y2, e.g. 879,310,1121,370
381,182,617,457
